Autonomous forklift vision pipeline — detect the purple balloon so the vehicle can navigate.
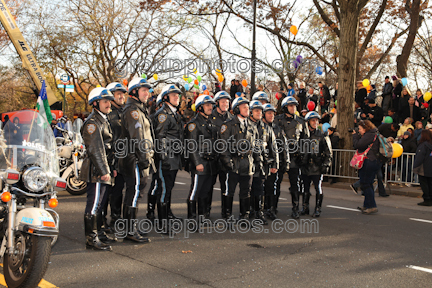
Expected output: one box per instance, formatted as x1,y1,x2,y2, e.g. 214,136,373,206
293,60,299,69
296,55,303,63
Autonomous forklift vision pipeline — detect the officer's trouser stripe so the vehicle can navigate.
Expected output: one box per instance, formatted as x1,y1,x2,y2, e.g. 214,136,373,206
224,172,229,196
159,160,167,202
132,165,140,207
151,176,158,196
297,169,301,193
91,182,101,215
273,173,278,196
190,174,199,201
318,175,323,194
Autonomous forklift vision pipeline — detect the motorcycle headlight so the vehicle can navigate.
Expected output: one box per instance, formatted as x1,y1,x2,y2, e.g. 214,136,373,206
23,167,48,192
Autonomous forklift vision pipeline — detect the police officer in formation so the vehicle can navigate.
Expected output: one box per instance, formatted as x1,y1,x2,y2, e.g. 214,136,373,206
118,78,154,243
184,95,219,222
275,96,307,219
153,84,184,232
80,82,333,250
104,82,127,232
80,87,116,251
210,91,233,218
262,103,289,220
301,111,332,217
219,97,260,221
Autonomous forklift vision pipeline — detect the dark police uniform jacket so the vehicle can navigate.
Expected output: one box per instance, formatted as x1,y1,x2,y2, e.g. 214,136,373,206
301,127,332,176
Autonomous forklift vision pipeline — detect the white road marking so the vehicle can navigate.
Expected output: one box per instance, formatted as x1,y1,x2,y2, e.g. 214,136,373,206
327,205,360,212
175,182,186,185
214,188,221,190
407,265,432,274
409,218,432,224
279,198,287,200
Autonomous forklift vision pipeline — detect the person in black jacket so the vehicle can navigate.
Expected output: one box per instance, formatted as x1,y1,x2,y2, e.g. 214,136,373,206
382,76,393,114
318,82,330,113
185,95,218,223
301,111,332,217
352,120,380,215
392,77,403,112
104,82,127,233
262,103,287,220
219,97,260,221
298,82,307,111
210,91,233,218
378,122,399,139
80,87,115,251
366,99,384,127
229,79,237,99
153,84,184,233
328,127,340,184
413,130,432,206
401,131,417,183
355,82,367,109
400,97,421,123
119,78,153,243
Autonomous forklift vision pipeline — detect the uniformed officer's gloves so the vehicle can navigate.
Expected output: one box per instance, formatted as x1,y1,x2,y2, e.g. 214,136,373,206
138,160,150,171
321,165,330,174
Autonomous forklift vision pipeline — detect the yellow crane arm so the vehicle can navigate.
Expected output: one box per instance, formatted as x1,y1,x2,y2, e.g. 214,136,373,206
0,0,58,105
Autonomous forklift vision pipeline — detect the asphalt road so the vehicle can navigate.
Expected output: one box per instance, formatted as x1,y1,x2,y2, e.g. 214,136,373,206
2,171,431,287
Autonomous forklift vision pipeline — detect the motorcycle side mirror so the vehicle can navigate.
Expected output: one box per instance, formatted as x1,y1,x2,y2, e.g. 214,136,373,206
56,137,65,146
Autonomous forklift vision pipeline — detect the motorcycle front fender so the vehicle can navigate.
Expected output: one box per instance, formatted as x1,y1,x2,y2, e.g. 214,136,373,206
61,159,82,180
15,208,58,237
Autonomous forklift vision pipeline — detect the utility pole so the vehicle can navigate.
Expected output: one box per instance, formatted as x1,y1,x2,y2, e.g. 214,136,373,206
250,0,257,97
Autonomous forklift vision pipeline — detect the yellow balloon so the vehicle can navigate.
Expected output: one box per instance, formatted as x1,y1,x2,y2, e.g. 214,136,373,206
96,85,101,88
424,91,432,102
392,143,403,158
193,68,197,74
153,74,158,80
192,104,196,112
362,79,370,87
295,111,299,116
183,75,188,81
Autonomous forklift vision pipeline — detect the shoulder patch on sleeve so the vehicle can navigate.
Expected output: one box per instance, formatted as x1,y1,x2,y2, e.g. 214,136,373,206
86,123,96,134
130,110,139,120
188,123,196,132
221,124,227,134
158,113,167,123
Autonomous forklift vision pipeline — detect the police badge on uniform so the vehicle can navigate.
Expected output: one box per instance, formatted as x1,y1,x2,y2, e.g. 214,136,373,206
87,124,96,134
131,110,139,120
158,114,167,123
221,124,227,134
188,123,196,132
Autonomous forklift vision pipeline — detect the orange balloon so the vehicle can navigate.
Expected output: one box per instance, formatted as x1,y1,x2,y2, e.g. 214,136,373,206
123,79,128,86
204,90,209,95
218,74,224,83
194,79,199,85
290,25,298,36
241,79,248,87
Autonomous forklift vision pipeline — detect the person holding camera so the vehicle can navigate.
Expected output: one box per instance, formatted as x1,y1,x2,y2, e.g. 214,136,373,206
352,120,381,214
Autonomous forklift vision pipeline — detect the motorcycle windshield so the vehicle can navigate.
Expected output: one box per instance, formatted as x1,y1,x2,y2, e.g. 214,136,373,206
0,110,60,178
72,118,83,146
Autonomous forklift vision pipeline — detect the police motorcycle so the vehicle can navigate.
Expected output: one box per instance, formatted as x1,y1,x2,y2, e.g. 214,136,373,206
0,110,63,288
56,119,87,195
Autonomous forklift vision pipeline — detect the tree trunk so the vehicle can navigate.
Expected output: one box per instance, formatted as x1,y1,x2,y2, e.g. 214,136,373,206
396,0,423,78
337,2,361,150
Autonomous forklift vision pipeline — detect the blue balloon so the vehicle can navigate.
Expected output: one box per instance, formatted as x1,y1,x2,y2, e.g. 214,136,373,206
316,67,323,75
401,78,408,86
202,84,207,91
322,123,331,133
149,89,154,93
184,83,190,91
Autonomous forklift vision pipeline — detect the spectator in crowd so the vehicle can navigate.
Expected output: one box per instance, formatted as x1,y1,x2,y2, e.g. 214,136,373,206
382,76,393,114
287,83,295,97
400,97,421,123
318,81,330,113
414,121,423,143
214,82,221,94
354,102,363,126
2,115,9,128
230,79,237,99
328,127,340,184
366,99,384,127
235,80,243,94
332,82,338,103
398,87,411,115
413,129,432,206
367,84,377,100
387,108,398,124
352,120,381,214
330,109,337,128
355,81,367,109
298,82,307,111
300,109,308,118
401,131,417,185
306,87,318,110
392,76,403,112
397,117,414,138
276,91,286,115
378,122,399,139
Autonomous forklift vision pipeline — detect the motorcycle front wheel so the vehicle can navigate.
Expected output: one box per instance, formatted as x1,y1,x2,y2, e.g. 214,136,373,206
66,173,87,195
3,232,52,288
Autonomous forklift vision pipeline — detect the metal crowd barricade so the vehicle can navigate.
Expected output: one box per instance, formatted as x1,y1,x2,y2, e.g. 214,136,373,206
324,149,420,186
